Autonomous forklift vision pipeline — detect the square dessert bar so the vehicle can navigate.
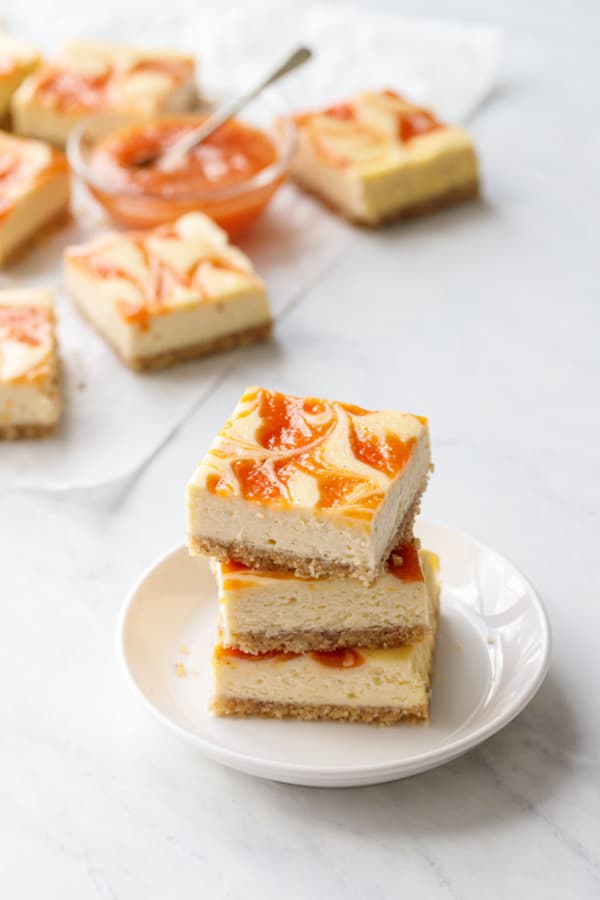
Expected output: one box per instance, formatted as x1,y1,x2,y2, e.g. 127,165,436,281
64,212,272,371
0,131,70,267
0,31,40,120
187,386,431,583
212,551,440,725
216,541,435,654
290,89,479,225
0,289,61,439
12,40,197,146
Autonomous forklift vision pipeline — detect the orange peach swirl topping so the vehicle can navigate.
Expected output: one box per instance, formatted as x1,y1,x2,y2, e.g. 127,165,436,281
200,387,427,520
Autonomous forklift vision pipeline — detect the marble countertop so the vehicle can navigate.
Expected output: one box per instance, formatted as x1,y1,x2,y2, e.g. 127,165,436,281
2,1,599,897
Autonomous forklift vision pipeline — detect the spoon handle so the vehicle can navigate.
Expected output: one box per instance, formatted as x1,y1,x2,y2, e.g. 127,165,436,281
165,46,312,162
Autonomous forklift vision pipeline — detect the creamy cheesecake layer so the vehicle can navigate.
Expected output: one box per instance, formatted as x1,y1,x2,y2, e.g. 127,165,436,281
0,176,70,266
290,90,478,224
12,40,197,146
212,552,440,725
64,212,271,369
0,31,40,119
217,543,436,653
0,288,60,436
0,32,40,117
0,131,70,266
188,386,431,582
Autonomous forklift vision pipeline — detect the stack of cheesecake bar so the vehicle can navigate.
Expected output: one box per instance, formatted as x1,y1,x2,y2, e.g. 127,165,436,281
186,386,440,725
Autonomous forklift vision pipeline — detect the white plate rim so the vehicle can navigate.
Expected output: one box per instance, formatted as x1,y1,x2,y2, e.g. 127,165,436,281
117,520,552,781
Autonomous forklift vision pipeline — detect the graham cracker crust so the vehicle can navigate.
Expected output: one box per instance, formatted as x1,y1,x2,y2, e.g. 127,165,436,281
212,566,440,726
0,207,71,268
189,482,426,584
0,421,57,440
294,176,479,228
212,696,429,725
224,622,430,655
0,352,61,440
127,320,272,371
72,296,272,371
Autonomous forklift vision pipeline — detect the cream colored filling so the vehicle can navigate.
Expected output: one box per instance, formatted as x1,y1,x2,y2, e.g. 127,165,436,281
13,77,197,147
65,262,271,363
291,129,367,220
187,428,430,577
0,65,37,118
0,289,59,427
214,649,429,710
0,32,39,117
0,172,70,266
0,379,59,427
213,553,439,710
218,550,434,642
11,42,196,146
12,88,89,147
290,126,477,223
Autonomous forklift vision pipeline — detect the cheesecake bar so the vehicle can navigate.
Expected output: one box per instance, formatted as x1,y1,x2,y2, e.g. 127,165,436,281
187,386,431,583
64,212,272,370
0,131,70,267
0,31,40,120
216,540,432,654
212,550,439,725
0,288,61,438
12,40,197,146
290,89,479,225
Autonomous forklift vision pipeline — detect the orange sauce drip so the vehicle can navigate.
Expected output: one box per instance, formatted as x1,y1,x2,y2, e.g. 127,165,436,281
311,648,365,668
205,473,230,496
222,567,298,586
116,299,151,330
295,102,356,128
316,474,381,511
90,115,278,196
221,579,249,592
398,109,442,142
229,457,286,504
0,306,51,346
34,65,112,111
321,102,356,121
79,255,154,330
0,145,68,220
255,392,330,451
77,236,249,330
215,646,298,662
221,559,250,574
33,57,191,113
128,58,192,81
381,89,442,142
350,422,416,478
215,645,365,669
387,542,424,582
300,90,442,151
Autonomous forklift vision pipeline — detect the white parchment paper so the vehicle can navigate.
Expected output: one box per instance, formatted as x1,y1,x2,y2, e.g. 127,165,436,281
194,4,502,123
0,5,501,490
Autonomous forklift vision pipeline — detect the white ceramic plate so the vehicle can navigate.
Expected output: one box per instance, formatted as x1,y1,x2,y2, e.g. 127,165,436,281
118,520,551,787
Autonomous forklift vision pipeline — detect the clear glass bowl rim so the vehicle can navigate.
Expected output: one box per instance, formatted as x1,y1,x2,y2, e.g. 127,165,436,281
66,88,297,204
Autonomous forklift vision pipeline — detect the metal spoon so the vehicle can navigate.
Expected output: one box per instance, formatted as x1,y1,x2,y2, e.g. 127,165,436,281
135,45,312,169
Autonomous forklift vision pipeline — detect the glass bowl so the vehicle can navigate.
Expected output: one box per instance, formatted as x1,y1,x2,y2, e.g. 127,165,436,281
67,90,297,236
